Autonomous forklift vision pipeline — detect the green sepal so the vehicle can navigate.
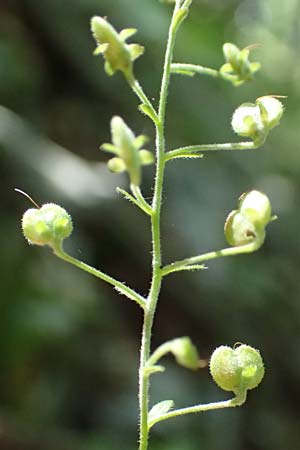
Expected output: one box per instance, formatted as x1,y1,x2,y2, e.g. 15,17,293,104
119,28,137,41
128,44,145,61
93,43,109,55
104,60,115,76
148,400,174,427
107,157,126,173
101,143,118,154
139,149,155,166
134,135,149,149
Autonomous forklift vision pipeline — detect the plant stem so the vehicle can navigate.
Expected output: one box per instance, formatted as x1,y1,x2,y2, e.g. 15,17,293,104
162,240,263,276
53,247,146,308
148,391,247,429
138,2,185,449
165,141,258,161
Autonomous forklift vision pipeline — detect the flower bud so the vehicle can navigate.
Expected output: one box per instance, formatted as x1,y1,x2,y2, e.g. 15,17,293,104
22,204,73,249
256,96,284,130
101,116,154,186
239,190,272,228
111,116,141,186
91,17,144,77
170,337,200,370
210,344,264,394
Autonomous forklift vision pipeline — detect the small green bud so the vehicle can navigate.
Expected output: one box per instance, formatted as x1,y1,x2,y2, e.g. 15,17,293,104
111,116,141,186
91,16,144,77
239,190,272,228
22,204,73,249
256,96,284,130
101,116,154,186
210,344,265,394
170,337,200,370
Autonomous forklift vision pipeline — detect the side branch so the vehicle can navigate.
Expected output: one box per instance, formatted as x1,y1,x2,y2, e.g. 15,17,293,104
148,392,247,429
54,247,146,309
165,141,261,161
162,240,262,276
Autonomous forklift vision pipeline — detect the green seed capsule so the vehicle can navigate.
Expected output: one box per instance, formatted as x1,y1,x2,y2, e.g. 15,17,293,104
22,204,73,248
210,344,265,394
239,190,272,228
224,210,258,246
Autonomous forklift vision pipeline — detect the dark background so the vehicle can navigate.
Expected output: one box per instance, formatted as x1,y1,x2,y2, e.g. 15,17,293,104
1,0,300,449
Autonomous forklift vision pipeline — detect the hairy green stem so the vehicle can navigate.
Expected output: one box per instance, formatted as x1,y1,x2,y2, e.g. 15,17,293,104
165,141,259,161
148,391,247,429
126,75,159,124
171,62,219,78
138,2,188,449
53,247,146,308
162,239,263,276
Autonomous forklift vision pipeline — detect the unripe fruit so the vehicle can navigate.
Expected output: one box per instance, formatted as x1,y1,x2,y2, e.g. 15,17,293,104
22,204,73,248
210,344,265,394
239,190,272,228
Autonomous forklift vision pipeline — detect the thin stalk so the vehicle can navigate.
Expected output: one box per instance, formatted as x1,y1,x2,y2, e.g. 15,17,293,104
131,184,153,216
171,62,219,78
165,141,258,161
138,2,186,449
53,247,146,309
148,391,247,429
126,75,159,124
162,240,263,276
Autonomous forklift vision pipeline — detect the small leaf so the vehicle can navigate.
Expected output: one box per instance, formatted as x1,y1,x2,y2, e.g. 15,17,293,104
139,104,158,124
119,28,137,41
143,365,165,376
171,67,195,77
115,285,139,301
148,400,174,425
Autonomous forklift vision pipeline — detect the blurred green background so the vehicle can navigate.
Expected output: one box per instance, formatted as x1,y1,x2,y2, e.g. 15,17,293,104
1,0,300,449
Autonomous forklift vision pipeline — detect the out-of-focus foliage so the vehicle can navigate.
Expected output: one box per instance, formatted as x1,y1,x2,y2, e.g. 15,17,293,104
1,0,300,449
